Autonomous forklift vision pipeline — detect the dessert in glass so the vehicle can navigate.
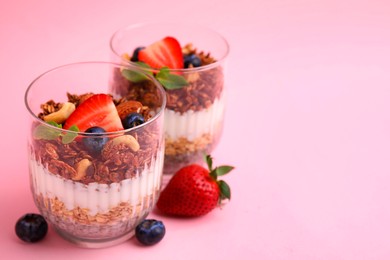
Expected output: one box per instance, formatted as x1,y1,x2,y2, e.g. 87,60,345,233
25,62,166,248
110,22,229,182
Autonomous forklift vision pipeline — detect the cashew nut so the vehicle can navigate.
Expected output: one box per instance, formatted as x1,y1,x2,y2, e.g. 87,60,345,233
43,102,76,124
73,159,92,181
112,135,140,152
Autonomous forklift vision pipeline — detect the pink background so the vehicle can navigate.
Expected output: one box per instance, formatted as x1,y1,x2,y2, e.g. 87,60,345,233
1,0,390,259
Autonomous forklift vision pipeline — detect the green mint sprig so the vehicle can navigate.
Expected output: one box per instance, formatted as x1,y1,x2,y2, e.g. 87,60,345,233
156,67,188,90
121,62,189,90
33,121,79,144
121,62,153,83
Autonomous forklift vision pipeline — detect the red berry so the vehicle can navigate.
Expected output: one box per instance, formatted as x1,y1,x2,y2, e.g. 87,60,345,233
157,155,233,217
138,37,184,70
63,94,123,133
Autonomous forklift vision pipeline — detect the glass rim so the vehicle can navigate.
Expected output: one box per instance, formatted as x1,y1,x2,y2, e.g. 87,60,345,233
24,61,167,136
109,21,230,73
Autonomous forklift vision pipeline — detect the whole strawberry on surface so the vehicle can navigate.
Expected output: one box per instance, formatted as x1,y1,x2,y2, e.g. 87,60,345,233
156,155,234,217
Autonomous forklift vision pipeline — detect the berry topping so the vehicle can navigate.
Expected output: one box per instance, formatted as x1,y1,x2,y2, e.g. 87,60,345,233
82,126,109,153
63,94,123,133
131,46,145,62
15,213,48,243
135,219,166,246
122,112,145,129
138,37,184,70
157,155,234,217
184,54,202,68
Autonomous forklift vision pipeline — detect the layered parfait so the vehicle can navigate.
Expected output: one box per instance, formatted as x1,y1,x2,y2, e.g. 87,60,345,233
27,77,165,245
111,35,227,176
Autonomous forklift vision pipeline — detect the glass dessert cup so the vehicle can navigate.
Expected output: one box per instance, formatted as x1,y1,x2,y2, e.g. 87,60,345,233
24,62,166,248
110,22,230,182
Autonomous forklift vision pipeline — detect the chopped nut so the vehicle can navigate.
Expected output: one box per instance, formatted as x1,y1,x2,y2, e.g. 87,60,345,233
111,135,140,152
73,159,93,180
43,102,76,124
116,100,143,120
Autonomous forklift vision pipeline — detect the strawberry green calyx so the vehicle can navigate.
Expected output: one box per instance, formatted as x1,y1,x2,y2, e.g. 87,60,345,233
204,154,234,204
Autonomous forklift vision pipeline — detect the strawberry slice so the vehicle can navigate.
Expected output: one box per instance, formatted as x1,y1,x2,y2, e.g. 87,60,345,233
138,36,184,70
63,94,123,133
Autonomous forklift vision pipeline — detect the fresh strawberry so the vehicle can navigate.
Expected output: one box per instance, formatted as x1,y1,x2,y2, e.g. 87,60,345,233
156,155,233,217
63,94,123,132
138,36,184,70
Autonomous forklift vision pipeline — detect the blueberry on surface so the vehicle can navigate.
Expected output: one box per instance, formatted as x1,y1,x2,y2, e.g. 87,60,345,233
135,219,166,246
131,46,145,62
82,126,108,153
184,54,202,68
15,213,48,243
122,113,145,129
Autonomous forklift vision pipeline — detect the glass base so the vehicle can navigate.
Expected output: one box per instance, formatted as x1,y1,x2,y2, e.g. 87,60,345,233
54,227,135,248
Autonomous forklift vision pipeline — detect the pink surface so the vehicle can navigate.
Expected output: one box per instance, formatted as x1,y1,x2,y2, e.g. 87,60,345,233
1,0,390,259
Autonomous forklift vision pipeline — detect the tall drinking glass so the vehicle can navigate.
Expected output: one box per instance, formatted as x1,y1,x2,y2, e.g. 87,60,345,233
110,22,229,182
25,62,166,248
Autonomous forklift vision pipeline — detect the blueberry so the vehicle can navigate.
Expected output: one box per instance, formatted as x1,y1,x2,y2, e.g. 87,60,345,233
15,213,48,243
122,113,145,129
131,46,145,62
184,54,202,68
82,126,108,154
135,219,165,246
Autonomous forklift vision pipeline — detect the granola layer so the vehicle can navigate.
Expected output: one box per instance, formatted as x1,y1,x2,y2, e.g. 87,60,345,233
29,151,163,239
35,195,154,240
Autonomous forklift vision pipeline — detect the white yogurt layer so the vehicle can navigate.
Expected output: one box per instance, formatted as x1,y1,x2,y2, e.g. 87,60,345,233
29,152,163,216
164,95,225,141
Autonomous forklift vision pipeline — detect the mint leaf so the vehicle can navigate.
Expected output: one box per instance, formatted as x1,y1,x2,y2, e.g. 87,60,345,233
123,65,189,89
215,166,234,176
62,125,79,144
218,180,231,201
135,61,153,71
33,123,61,140
156,67,188,89
122,69,150,83
121,62,153,83
47,121,62,128
32,121,79,144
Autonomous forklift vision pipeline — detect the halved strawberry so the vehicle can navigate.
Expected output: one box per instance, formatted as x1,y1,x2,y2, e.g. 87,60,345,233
138,36,184,70
63,94,123,133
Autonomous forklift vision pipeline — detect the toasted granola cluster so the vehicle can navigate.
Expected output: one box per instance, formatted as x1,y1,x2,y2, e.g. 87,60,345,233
165,43,224,114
